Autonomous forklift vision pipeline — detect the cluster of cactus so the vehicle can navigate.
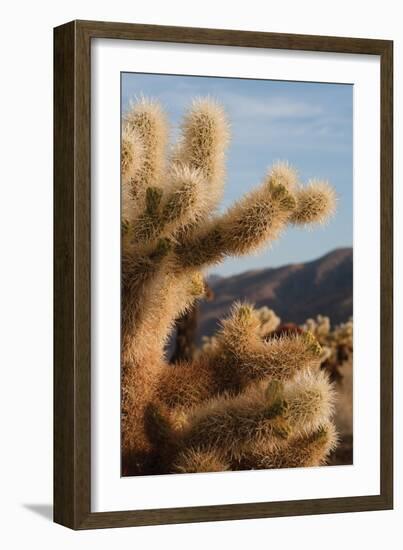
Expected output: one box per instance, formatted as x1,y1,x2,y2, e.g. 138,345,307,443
204,310,353,383
121,96,338,475
302,315,353,382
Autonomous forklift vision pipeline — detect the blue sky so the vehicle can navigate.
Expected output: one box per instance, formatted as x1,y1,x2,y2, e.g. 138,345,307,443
122,73,353,277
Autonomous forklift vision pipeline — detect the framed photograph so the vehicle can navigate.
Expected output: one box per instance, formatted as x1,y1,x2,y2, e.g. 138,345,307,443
54,20,393,529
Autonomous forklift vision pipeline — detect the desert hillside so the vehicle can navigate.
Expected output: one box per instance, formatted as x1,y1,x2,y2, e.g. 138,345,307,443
198,247,353,341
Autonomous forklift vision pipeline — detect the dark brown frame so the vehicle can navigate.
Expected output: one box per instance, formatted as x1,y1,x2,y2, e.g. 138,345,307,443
54,19,393,530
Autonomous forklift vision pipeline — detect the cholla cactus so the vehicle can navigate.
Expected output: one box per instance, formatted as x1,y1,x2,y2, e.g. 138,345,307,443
302,315,353,382
121,97,338,475
202,305,280,353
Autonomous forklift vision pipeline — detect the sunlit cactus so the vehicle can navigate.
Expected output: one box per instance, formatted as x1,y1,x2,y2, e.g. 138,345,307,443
202,305,280,353
290,180,336,226
121,97,338,475
302,315,353,382
173,374,336,472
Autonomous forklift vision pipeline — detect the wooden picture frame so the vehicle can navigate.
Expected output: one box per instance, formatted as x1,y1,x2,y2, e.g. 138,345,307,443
54,19,393,529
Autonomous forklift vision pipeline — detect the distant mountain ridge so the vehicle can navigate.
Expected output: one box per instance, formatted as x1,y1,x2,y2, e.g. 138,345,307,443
198,248,353,341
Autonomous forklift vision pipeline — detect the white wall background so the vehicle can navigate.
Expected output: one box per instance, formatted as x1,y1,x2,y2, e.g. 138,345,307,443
0,0,400,547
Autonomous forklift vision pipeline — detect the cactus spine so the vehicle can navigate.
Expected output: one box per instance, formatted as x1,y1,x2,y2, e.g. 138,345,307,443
121,97,338,475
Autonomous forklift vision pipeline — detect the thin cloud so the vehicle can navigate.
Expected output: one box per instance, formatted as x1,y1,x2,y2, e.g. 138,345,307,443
222,92,324,120
121,73,352,274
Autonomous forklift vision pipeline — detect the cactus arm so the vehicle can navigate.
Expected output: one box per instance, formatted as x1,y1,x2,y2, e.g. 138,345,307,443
123,98,168,199
237,422,337,470
173,98,230,213
155,305,323,410
121,239,171,356
172,373,336,472
175,177,296,269
214,303,322,373
128,165,208,247
291,180,337,226
179,385,289,461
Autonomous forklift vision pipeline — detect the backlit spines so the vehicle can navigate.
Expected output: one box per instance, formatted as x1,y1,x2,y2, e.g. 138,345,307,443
218,179,296,256
242,421,338,470
173,371,336,471
124,98,168,199
175,179,297,270
175,98,230,212
283,369,336,433
120,96,338,475
210,303,323,386
179,385,288,461
173,446,230,474
291,180,337,226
